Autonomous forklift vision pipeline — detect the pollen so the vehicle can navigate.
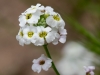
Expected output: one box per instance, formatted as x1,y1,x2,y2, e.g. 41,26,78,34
39,31,47,38
39,60,45,65
28,31,34,38
26,13,32,20
53,15,60,21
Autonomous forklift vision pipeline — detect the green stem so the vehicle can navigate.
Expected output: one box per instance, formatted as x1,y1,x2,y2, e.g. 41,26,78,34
43,44,60,75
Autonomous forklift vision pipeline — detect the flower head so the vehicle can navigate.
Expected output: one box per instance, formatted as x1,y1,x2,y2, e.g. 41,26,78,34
16,3,67,46
32,54,52,73
84,66,95,75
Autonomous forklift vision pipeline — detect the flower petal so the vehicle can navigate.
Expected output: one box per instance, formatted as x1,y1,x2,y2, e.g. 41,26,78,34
32,64,41,73
59,35,66,43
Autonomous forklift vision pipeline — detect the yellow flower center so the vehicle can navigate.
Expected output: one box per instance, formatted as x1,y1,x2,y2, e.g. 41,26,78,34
28,31,34,38
26,13,32,20
20,31,23,37
39,31,47,38
53,15,60,21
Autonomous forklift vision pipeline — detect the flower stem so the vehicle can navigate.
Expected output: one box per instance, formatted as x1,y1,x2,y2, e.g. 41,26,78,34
43,44,60,75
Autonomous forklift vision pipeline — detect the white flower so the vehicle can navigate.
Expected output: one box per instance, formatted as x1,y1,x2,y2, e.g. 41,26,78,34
23,26,37,44
32,54,52,73
52,28,67,45
19,12,40,27
19,4,44,28
26,3,41,13
59,28,67,43
45,6,54,15
52,32,60,45
84,66,95,75
25,3,45,14
16,28,30,46
46,13,65,28
59,35,66,43
34,26,55,46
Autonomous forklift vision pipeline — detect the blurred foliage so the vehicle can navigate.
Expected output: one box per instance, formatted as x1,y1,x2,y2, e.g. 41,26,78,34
63,16,100,54
60,0,100,55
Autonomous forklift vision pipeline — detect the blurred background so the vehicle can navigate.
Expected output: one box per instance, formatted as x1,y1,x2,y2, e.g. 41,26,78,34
0,0,100,75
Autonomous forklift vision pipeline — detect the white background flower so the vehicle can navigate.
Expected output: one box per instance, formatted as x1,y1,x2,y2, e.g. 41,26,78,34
56,42,97,75
32,54,52,73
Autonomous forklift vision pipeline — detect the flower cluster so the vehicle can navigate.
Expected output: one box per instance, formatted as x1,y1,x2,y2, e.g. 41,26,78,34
84,66,95,75
16,3,67,46
32,54,52,73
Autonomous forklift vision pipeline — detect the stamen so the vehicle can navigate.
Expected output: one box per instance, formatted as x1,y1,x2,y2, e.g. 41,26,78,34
39,60,45,65
39,31,47,38
53,15,60,21
26,13,32,20
20,31,23,37
28,31,34,38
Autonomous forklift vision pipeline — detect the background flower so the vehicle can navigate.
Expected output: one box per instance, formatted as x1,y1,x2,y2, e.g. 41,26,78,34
56,42,99,75
84,66,95,75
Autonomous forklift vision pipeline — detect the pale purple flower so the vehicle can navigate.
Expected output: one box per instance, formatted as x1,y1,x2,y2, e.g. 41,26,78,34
84,66,95,75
